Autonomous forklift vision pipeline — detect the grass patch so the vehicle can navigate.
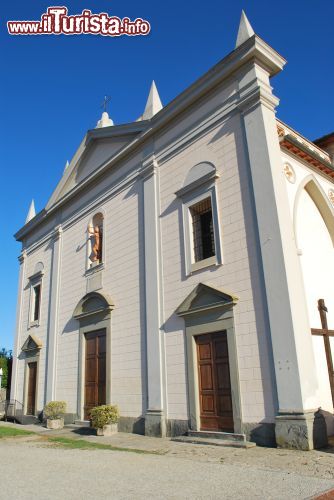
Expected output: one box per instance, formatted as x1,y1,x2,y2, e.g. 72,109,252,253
47,436,164,455
0,425,34,438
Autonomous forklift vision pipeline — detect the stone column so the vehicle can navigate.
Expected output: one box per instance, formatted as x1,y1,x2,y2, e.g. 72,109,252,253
45,225,63,403
237,62,326,449
10,249,27,401
141,153,166,437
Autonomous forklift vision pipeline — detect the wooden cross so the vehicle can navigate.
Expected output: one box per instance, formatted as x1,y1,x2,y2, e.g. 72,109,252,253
311,299,334,406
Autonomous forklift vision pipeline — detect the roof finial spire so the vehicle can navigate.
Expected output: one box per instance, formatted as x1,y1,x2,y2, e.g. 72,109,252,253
96,95,114,128
139,81,163,121
235,10,255,48
26,199,36,223
63,160,69,173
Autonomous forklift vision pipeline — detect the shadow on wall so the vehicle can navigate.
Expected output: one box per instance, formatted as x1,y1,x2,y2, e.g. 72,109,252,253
242,420,276,447
314,410,329,449
62,318,79,335
160,197,189,280
319,408,334,437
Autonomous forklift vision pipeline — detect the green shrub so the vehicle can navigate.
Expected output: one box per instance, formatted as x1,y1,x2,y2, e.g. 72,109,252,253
90,405,119,429
44,401,66,420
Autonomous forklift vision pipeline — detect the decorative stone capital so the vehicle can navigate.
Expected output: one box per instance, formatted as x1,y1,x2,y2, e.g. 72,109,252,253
237,86,279,115
18,249,27,264
140,155,158,180
53,224,63,241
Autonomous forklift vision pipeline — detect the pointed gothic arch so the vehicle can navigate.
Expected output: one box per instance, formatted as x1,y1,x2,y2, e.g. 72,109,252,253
293,175,334,420
293,174,334,250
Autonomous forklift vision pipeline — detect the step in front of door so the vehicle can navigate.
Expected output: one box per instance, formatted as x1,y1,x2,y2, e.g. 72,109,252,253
172,435,256,449
73,420,91,428
188,430,247,442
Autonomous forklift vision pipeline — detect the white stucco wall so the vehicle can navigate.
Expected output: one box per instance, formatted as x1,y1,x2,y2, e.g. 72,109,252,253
281,150,334,425
296,189,333,410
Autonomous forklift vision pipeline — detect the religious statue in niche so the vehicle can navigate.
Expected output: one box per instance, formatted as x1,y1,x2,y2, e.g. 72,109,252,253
88,222,103,264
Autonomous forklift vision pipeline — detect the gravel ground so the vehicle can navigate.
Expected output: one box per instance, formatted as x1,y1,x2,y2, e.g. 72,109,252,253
3,422,333,481
0,432,334,499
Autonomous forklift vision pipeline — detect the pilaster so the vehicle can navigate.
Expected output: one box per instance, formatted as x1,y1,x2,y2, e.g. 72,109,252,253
237,59,323,448
45,225,63,403
140,152,166,437
10,249,27,401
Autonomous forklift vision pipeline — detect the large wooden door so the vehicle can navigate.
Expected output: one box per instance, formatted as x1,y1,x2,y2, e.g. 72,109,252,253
196,332,233,432
27,362,37,415
84,330,106,420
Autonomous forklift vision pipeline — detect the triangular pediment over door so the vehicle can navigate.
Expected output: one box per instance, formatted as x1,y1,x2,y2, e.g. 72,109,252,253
176,283,238,317
21,334,42,352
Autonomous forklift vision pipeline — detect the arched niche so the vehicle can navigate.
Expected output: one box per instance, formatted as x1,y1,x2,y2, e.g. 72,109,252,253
87,212,104,268
33,262,44,275
73,291,114,320
175,162,218,198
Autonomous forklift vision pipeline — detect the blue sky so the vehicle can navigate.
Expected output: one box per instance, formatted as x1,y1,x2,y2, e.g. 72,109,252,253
1,0,333,350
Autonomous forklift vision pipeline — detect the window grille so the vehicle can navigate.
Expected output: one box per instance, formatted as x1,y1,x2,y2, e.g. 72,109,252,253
190,197,215,262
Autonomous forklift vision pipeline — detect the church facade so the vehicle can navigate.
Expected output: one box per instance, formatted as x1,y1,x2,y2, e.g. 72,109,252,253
11,13,334,449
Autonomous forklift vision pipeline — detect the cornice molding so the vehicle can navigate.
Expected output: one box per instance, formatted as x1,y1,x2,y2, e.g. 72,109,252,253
28,270,44,282
237,86,280,114
18,249,27,264
280,134,334,176
140,156,158,180
87,120,148,143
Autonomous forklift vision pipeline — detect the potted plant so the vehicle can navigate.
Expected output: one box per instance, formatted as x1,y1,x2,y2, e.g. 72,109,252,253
90,404,119,436
44,401,66,430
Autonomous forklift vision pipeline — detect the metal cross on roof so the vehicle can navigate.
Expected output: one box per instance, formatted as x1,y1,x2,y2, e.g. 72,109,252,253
101,95,111,113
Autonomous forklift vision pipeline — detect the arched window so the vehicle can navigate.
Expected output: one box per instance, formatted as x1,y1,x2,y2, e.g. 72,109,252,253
87,212,104,267
175,162,222,274
28,262,44,327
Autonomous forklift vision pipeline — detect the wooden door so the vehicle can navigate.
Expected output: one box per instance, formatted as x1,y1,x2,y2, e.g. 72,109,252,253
84,330,106,420
196,332,233,432
27,362,37,415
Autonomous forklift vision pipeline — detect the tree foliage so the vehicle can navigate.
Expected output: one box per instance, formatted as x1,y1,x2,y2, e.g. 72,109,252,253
0,349,12,389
